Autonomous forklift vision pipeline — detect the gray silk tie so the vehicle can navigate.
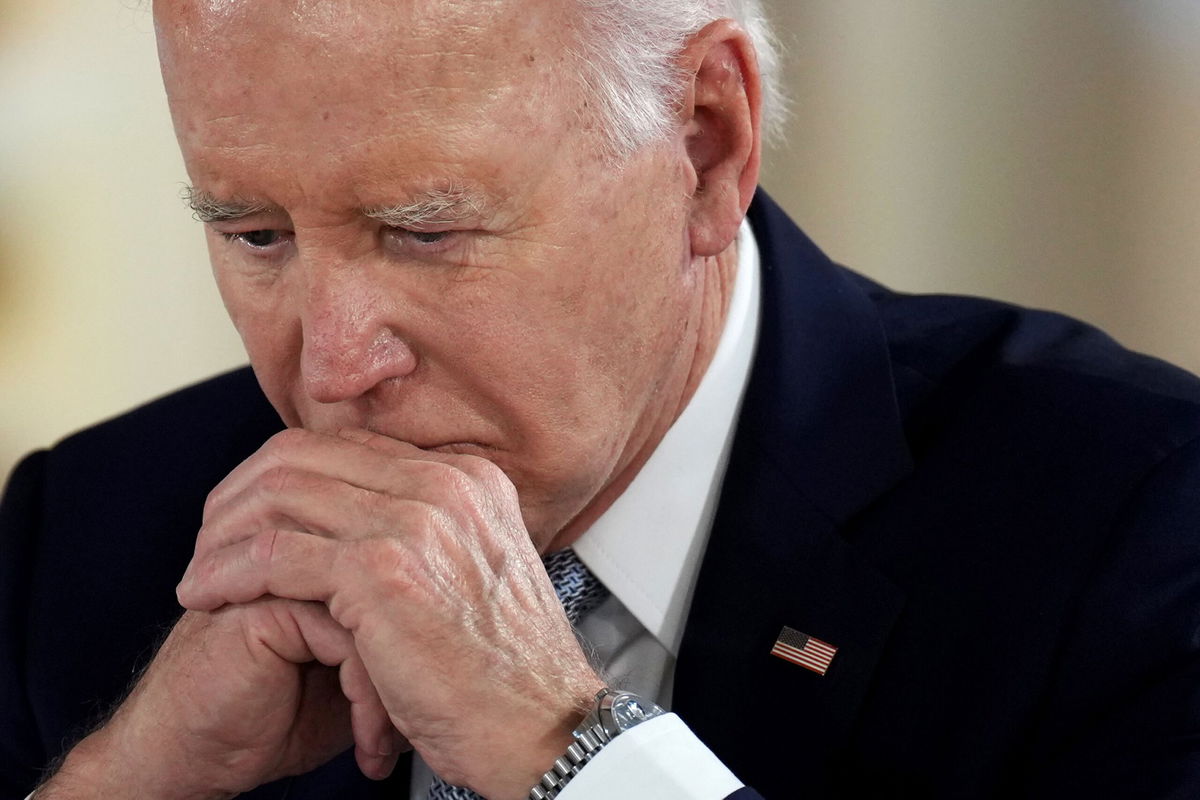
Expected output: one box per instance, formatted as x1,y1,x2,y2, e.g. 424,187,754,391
426,548,609,800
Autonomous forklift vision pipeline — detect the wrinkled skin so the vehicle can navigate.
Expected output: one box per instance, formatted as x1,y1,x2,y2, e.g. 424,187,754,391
37,0,760,797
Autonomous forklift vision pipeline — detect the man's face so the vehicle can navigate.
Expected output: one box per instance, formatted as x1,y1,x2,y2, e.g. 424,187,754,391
156,0,709,547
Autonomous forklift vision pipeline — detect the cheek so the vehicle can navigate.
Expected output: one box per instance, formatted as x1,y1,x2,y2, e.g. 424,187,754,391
208,239,266,331
208,253,303,417
215,279,288,361
570,253,693,387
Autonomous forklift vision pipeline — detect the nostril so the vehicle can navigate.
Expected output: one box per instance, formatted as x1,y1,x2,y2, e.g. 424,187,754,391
366,329,418,377
301,328,417,404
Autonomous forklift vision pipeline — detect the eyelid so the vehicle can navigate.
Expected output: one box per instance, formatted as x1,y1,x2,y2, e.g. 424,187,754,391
381,225,465,256
216,228,295,254
383,220,456,234
382,226,459,249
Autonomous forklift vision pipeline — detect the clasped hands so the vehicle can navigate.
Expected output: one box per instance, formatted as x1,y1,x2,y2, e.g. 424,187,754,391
51,429,603,800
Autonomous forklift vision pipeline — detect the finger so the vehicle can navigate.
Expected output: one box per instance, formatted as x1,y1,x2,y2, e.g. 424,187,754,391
195,468,436,557
260,602,399,780
338,427,504,485
356,744,401,781
277,601,405,781
337,428,521,525
178,528,340,610
342,654,395,758
203,429,335,521
193,478,315,560
287,604,400,750
204,429,455,522
280,599,356,663
352,706,397,780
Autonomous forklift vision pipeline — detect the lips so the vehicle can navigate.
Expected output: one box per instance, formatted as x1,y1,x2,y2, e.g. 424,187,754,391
363,432,491,455
426,441,489,455
359,420,494,455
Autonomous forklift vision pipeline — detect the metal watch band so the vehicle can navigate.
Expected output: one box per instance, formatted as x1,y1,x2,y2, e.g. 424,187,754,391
527,689,666,800
527,722,610,800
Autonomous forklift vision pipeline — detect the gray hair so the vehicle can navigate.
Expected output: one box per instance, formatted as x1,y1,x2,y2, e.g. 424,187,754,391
570,0,785,157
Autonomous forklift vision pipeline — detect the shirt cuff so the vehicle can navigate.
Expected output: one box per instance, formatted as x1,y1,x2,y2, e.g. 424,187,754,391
556,712,743,799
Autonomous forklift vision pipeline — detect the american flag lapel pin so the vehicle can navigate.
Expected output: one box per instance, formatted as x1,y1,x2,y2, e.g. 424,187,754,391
770,625,838,676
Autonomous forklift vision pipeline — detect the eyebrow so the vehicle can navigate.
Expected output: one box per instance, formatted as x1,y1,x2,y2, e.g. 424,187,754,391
363,184,488,228
182,183,489,227
182,186,274,224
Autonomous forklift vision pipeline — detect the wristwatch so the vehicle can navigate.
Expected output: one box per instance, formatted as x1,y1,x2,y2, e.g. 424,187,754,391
527,688,666,800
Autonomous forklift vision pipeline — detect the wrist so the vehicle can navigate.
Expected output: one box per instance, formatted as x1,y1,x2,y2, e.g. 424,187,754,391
479,676,605,800
37,722,235,800
527,687,667,800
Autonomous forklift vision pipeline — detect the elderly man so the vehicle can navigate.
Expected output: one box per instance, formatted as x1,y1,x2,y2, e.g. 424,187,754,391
3,0,1200,798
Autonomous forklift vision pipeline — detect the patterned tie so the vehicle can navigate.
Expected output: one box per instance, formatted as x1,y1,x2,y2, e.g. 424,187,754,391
427,548,609,800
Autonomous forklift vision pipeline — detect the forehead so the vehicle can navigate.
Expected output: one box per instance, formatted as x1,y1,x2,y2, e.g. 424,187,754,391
155,0,583,204
155,0,564,68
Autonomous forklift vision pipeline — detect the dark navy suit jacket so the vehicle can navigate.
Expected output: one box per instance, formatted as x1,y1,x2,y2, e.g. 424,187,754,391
3,193,1200,799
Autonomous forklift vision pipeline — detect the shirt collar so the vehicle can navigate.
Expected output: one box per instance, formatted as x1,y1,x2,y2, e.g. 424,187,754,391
573,221,761,657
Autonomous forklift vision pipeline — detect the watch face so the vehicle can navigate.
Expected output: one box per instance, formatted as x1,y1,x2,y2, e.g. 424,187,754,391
609,693,664,731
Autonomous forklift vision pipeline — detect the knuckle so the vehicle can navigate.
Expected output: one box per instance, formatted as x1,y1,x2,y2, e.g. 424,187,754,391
259,428,308,464
346,537,411,593
480,462,519,503
268,427,309,449
408,460,479,508
249,528,282,568
426,461,480,502
202,486,223,520
359,486,394,520
365,535,407,570
457,453,508,487
193,520,217,555
443,467,479,500
186,554,214,587
259,464,305,497
261,464,291,493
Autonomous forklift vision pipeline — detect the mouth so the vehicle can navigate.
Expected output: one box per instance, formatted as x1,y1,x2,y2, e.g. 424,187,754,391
361,428,490,455
426,441,490,456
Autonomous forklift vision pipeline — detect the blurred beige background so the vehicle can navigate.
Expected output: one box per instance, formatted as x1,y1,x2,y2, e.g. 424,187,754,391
2,1,1198,482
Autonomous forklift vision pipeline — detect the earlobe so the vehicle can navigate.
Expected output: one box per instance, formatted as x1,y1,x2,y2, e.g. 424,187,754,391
678,19,763,257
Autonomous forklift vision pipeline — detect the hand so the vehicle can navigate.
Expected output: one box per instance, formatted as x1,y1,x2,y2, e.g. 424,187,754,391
177,428,605,800
40,599,402,799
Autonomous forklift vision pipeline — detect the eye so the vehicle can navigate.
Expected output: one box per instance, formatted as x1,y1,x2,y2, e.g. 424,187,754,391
382,227,459,256
222,229,290,249
410,230,449,245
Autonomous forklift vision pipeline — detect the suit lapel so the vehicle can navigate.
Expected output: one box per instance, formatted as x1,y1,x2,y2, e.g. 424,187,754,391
674,193,910,797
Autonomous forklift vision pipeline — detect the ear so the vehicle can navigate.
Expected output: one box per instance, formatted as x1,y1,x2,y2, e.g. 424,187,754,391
675,18,763,257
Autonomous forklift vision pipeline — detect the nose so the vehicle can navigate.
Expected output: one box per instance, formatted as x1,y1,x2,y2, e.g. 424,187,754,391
299,266,418,405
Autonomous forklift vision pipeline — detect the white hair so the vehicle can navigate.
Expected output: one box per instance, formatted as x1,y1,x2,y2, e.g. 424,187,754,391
570,0,785,157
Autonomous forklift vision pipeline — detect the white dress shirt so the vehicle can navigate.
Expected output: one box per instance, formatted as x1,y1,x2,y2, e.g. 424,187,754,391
412,221,762,799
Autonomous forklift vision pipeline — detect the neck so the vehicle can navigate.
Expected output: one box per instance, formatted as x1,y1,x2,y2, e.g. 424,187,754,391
546,239,740,552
